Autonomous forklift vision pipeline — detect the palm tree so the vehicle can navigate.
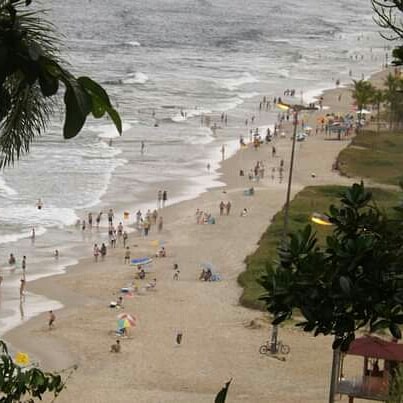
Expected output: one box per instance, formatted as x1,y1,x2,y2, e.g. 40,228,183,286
383,73,403,131
371,89,385,134
0,0,121,168
351,80,375,131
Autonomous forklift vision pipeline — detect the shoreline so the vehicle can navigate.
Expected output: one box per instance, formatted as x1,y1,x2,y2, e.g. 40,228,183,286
3,69,391,401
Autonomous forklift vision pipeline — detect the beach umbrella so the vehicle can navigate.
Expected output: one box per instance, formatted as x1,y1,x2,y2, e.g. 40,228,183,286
117,313,136,326
150,239,166,247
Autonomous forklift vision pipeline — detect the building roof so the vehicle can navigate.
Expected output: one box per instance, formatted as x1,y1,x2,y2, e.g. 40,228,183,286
347,336,403,361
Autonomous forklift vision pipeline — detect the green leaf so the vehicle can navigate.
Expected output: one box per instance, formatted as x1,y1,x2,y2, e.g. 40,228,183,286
370,319,390,333
62,80,92,139
39,71,59,97
215,379,232,403
272,313,288,325
390,323,402,340
77,76,122,134
106,106,122,135
332,338,343,350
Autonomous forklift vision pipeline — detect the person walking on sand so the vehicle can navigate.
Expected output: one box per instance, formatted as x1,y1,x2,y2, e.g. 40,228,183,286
158,216,163,233
219,201,225,216
31,228,35,241
100,243,107,260
272,146,276,158
162,190,168,207
108,208,114,225
96,212,102,227
124,247,131,264
221,144,225,160
93,244,100,262
225,201,231,215
157,190,162,208
122,230,128,247
48,310,56,330
88,212,93,228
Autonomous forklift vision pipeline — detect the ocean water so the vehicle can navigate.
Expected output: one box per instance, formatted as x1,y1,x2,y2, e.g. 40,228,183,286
0,0,389,333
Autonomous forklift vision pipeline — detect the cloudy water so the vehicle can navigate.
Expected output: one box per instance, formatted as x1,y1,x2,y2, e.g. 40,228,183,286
0,0,389,333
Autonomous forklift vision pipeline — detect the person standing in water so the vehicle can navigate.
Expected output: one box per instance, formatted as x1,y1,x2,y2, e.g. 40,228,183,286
36,198,43,210
162,190,168,207
20,278,26,300
141,141,145,154
22,256,27,279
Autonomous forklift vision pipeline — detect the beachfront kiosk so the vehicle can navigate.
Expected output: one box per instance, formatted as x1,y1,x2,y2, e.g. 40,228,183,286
335,336,403,402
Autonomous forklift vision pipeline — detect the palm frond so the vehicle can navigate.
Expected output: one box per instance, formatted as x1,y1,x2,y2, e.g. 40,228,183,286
0,77,54,167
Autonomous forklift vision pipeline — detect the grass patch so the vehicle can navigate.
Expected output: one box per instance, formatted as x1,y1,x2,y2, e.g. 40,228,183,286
238,185,400,310
338,130,403,185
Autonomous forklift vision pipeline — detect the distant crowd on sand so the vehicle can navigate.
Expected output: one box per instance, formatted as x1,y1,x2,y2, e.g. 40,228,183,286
8,87,341,350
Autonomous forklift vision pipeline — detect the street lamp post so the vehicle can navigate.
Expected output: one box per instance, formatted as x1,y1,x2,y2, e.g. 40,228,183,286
269,103,317,354
310,213,340,403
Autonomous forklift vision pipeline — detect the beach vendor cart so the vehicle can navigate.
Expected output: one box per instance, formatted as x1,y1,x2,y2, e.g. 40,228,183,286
335,336,403,402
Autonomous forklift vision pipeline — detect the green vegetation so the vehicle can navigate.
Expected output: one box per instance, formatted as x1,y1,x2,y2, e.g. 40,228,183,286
338,130,403,185
238,185,400,310
259,183,403,346
240,126,403,311
351,74,403,132
0,0,121,167
371,0,403,65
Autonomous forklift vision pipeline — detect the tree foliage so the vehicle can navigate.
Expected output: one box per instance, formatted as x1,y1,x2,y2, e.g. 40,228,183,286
351,75,403,131
0,340,76,402
259,183,403,351
0,0,122,167
372,0,403,65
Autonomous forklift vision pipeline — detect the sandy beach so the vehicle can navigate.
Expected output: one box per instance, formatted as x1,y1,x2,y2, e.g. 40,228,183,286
4,72,388,402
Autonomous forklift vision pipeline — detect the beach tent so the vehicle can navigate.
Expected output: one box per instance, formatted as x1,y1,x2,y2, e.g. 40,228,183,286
355,109,371,114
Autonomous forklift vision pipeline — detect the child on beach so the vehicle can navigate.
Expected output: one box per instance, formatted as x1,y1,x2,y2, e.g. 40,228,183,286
110,340,121,353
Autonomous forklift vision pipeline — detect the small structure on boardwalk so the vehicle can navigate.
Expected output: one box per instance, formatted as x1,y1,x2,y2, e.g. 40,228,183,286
336,336,403,402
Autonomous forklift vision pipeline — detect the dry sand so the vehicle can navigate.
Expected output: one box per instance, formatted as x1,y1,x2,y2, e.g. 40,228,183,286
4,74,388,402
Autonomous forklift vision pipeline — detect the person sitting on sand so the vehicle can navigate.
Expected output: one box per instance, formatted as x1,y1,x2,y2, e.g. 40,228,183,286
240,208,248,217
116,296,123,308
156,246,166,258
110,340,121,353
199,269,206,281
204,269,212,281
138,269,146,280
146,278,157,289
